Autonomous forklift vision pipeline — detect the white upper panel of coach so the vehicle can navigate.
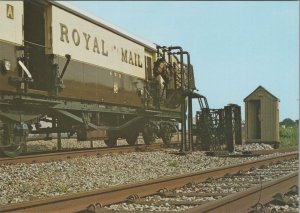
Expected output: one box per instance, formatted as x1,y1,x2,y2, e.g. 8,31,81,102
49,6,146,79
46,1,157,79
52,1,156,51
0,1,23,45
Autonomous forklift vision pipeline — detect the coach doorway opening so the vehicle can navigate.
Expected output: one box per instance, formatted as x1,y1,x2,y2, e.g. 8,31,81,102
23,0,51,91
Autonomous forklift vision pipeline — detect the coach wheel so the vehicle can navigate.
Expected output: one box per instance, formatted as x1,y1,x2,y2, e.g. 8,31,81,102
160,123,173,145
0,123,28,157
125,132,139,146
104,136,117,147
162,131,172,145
1,138,26,157
143,126,155,145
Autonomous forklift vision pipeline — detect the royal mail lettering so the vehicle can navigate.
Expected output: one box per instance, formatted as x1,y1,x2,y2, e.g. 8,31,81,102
51,6,145,79
59,23,108,57
121,48,142,68
83,33,90,50
58,23,142,68
101,39,108,56
72,29,80,46
60,23,69,43
93,37,100,54
121,49,128,63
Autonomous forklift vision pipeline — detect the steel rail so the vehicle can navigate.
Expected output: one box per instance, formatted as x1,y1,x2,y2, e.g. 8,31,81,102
186,172,298,213
0,143,164,165
0,152,297,213
248,148,298,155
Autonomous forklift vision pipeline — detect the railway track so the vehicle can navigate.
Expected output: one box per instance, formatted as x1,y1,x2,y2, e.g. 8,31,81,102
0,146,293,166
104,174,298,213
104,156,298,213
0,152,297,213
0,143,166,165
0,134,182,164
1,136,294,165
254,185,298,213
0,147,294,166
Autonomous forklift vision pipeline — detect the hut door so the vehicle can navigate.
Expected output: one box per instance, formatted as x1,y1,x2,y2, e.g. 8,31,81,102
249,100,261,139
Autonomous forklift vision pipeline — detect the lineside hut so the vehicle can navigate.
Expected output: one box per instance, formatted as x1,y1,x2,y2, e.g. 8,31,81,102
244,86,280,148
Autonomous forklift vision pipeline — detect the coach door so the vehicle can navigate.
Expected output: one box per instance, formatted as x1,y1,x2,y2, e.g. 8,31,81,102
23,0,51,91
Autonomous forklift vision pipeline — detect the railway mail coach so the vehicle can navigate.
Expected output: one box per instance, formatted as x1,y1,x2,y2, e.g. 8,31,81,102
0,0,196,157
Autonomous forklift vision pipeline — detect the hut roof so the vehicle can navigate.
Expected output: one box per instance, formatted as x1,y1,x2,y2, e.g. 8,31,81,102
244,86,279,102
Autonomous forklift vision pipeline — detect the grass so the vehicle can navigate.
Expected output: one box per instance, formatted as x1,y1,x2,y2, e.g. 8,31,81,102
56,184,69,193
20,183,32,193
168,160,179,167
280,126,298,148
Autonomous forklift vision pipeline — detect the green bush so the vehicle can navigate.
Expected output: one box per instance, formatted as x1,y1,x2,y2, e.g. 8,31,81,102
280,127,298,148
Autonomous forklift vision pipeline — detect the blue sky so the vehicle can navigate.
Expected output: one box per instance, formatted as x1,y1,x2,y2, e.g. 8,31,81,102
69,1,299,121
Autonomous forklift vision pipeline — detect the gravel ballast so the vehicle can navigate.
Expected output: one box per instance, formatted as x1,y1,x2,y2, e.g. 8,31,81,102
106,159,298,212
0,148,296,205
